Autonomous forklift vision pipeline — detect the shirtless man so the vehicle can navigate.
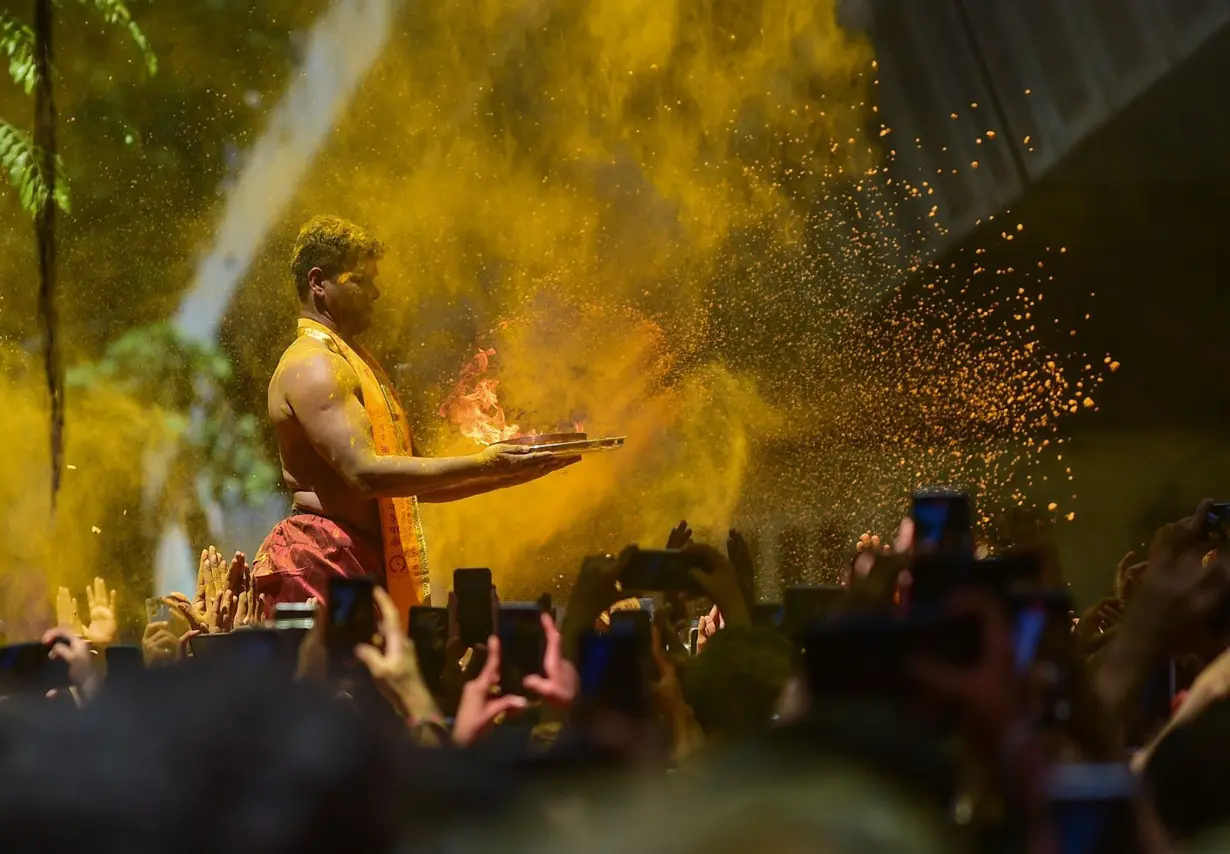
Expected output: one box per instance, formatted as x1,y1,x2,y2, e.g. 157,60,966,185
252,215,574,612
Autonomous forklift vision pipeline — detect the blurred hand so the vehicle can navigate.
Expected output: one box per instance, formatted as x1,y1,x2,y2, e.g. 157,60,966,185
355,587,441,725
666,520,693,550
81,577,118,647
141,621,180,667
42,629,98,702
1074,597,1125,655
452,635,528,747
1114,550,1148,603
521,612,577,706
295,598,325,681
696,605,723,654
909,591,1019,750
55,586,84,636
684,544,751,627
650,615,703,760
726,529,756,608
561,548,635,653
1139,500,1229,644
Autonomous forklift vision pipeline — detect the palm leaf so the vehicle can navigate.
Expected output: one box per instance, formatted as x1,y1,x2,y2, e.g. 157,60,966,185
76,0,157,75
0,10,38,93
0,119,70,214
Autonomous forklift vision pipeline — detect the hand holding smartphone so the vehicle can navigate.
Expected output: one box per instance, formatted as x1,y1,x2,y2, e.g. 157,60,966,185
911,489,973,556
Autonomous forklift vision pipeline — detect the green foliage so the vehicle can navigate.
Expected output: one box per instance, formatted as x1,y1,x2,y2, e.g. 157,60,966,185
0,10,37,94
76,0,157,76
1,0,156,216
66,324,280,507
0,119,71,213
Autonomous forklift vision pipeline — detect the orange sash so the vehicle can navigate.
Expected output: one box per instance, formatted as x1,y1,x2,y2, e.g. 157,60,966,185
297,318,428,611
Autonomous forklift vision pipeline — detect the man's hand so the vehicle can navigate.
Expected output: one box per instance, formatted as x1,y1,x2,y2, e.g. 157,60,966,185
480,445,580,478
452,635,528,747
1074,597,1125,655
42,629,99,703
560,548,635,655
521,612,577,706
55,586,84,636
354,586,442,725
141,621,180,667
685,544,751,627
727,529,756,607
81,577,118,647
666,520,693,550
1140,499,1229,639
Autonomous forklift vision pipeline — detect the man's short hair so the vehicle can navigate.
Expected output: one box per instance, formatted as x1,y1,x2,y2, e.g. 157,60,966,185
290,215,386,299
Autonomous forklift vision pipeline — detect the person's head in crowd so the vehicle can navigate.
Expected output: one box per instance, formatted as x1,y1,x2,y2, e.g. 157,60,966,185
683,626,795,742
1143,694,1230,845
511,754,957,854
0,663,399,854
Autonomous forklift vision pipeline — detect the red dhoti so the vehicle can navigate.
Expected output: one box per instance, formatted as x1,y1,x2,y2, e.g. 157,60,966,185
251,512,386,610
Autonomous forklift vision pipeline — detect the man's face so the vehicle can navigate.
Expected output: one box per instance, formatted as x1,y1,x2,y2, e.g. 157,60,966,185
322,257,380,335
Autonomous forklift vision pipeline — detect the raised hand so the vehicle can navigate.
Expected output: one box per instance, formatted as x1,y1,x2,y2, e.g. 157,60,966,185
684,544,751,627
666,520,693,550
451,635,528,747
82,577,118,647
55,586,84,636
141,621,180,667
521,612,577,706
727,529,756,607
354,586,442,726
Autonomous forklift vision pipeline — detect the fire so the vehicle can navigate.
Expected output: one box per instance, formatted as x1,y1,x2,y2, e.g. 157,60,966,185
439,348,520,446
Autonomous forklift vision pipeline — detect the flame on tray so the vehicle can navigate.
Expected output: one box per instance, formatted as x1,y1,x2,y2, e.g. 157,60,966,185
438,348,521,446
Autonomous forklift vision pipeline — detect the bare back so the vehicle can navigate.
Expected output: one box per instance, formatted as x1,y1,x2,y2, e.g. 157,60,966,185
268,336,381,535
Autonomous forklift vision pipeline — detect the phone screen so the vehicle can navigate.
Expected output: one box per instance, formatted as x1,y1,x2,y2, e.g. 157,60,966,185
408,606,448,694
499,605,546,697
1048,763,1142,854
912,490,973,556
327,578,377,674
454,568,493,647
782,586,845,636
577,629,650,719
1205,501,1230,540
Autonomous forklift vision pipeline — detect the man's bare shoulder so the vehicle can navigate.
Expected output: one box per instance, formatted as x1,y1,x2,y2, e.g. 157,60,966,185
270,336,360,412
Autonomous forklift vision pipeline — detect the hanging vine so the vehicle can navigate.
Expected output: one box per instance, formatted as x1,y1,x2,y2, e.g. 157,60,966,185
33,0,62,507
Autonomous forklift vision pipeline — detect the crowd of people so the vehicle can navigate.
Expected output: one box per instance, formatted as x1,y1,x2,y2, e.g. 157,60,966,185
4,498,1230,853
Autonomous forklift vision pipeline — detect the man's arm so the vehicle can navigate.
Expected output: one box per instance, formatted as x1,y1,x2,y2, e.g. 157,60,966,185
285,347,558,499
416,459,577,503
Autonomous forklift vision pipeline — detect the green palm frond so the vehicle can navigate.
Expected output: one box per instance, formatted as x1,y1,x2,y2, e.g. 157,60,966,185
77,0,157,75
0,10,38,93
0,120,70,214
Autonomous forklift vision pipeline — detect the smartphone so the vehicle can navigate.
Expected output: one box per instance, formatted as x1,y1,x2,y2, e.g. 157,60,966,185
751,602,784,630
910,553,1042,604
911,489,973,556
1204,501,1230,539
144,596,189,635
801,607,981,700
273,602,316,631
189,629,282,665
688,624,700,655
619,549,709,597
499,604,547,697
1048,763,1143,854
326,578,378,675
782,586,845,637
407,606,447,694
577,628,651,719
104,645,144,685
454,568,494,647
0,642,71,695
1007,590,1072,672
